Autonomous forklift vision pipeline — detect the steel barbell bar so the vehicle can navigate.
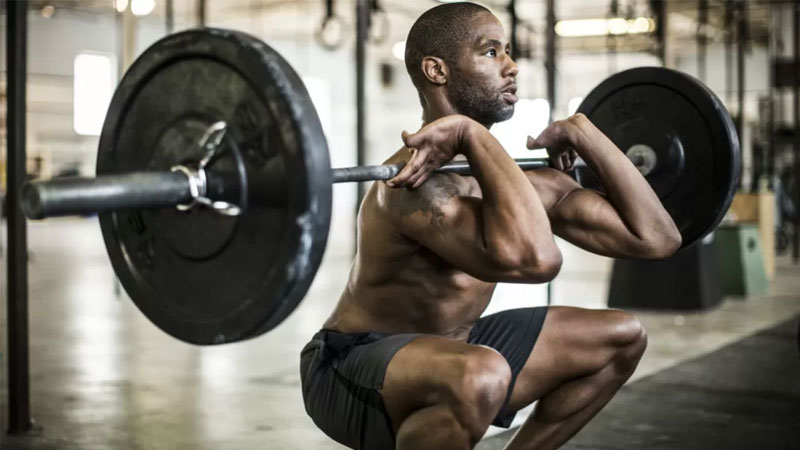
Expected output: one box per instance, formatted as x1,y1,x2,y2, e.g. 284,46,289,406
20,155,552,220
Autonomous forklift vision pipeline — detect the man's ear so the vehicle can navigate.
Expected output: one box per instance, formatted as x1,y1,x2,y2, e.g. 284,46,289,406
421,56,448,85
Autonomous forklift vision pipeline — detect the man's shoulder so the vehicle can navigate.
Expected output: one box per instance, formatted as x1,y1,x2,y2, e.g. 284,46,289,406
378,173,472,218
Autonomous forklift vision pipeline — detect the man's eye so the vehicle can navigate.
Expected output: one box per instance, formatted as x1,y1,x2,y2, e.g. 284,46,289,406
485,48,497,57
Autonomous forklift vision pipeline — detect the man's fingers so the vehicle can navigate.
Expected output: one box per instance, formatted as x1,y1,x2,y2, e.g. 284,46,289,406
401,130,423,150
563,154,573,172
407,168,427,189
527,135,546,150
406,159,434,188
387,148,419,187
411,170,433,189
551,153,564,171
566,149,578,171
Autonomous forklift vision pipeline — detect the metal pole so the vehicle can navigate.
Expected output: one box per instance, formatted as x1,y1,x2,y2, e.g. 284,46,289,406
198,0,206,27
736,1,747,142
793,0,800,261
166,0,175,34
777,4,786,131
545,0,556,306
767,3,776,190
122,3,136,71
509,0,519,60
22,158,553,219
6,0,33,435
725,0,735,106
697,0,709,82
654,0,667,66
608,0,619,78
331,159,550,183
545,0,556,121
21,172,194,220
355,0,368,227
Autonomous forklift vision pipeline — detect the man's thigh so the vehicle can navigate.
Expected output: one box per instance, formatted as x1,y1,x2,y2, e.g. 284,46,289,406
379,334,507,434
465,306,548,427
505,306,645,412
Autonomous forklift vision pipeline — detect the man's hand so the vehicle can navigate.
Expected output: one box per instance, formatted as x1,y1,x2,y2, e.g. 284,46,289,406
388,115,476,189
526,115,584,172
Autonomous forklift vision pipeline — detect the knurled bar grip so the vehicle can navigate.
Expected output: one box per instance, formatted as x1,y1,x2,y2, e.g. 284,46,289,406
21,158,552,220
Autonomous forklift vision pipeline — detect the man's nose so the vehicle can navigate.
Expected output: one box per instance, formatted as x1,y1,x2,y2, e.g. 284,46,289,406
504,56,519,78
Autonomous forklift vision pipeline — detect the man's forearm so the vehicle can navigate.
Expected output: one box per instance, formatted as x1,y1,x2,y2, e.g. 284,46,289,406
569,115,679,244
462,123,559,268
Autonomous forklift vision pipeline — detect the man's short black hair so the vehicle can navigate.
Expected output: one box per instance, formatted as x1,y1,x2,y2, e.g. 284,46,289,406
404,2,491,93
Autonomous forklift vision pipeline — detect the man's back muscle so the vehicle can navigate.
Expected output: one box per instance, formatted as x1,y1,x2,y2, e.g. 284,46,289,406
323,173,495,338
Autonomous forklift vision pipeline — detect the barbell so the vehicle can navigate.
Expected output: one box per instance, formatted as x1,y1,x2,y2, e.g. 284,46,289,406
20,28,740,345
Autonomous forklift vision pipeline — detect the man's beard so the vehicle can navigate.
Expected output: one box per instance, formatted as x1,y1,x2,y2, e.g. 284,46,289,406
446,68,515,126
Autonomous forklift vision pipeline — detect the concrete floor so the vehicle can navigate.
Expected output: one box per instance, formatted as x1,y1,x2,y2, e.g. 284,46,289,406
1,218,799,449
477,317,800,450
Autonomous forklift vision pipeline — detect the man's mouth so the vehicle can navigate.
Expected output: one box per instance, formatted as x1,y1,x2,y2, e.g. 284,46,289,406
501,84,518,104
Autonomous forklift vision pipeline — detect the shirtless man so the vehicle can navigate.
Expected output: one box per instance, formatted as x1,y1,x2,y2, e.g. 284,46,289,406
300,3,681,450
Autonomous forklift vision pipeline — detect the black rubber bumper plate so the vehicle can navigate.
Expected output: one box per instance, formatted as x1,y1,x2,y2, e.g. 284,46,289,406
97,29,331,345
578,67,741,248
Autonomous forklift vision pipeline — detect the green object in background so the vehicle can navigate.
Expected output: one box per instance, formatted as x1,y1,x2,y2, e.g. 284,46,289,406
714,224,768,297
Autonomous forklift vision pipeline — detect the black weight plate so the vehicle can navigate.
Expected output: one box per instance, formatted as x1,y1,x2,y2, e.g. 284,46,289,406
97,29,331,345
578,67,740,248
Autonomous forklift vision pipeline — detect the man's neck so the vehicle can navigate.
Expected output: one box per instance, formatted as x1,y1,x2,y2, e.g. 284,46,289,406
421,100,493,129
421,101,455,126
422,108,493,130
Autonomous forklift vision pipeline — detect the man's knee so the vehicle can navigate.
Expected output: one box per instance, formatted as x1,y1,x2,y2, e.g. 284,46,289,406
445,346,511,440
605,310,647,373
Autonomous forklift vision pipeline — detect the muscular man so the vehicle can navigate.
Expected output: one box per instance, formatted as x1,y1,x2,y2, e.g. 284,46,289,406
300,3,681,450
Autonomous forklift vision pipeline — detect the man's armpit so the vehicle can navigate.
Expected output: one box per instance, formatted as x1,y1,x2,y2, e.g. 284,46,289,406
392,177,464,234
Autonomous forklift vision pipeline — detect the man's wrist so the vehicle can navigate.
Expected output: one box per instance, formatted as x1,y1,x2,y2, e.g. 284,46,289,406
566,113,593,153
458,117,481,156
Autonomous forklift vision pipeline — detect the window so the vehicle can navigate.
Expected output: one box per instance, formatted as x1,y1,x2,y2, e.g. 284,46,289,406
491,98,550,159
73,52,117,136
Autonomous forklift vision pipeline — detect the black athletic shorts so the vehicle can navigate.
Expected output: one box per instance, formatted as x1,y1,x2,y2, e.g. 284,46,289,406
299,307,548,450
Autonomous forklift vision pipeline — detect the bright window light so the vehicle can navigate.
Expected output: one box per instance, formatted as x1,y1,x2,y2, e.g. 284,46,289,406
131,0,155,16
114,0,128,13
302,76,331,137
568,97,583,115
73,52,117,136
491,99,550,159
392,41,405,61
555,17,655,37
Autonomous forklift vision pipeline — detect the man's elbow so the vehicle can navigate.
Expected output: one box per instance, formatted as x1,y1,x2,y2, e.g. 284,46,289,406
529,251,563,281
517,245,563,282
485,240,562,282
637,229,682,259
